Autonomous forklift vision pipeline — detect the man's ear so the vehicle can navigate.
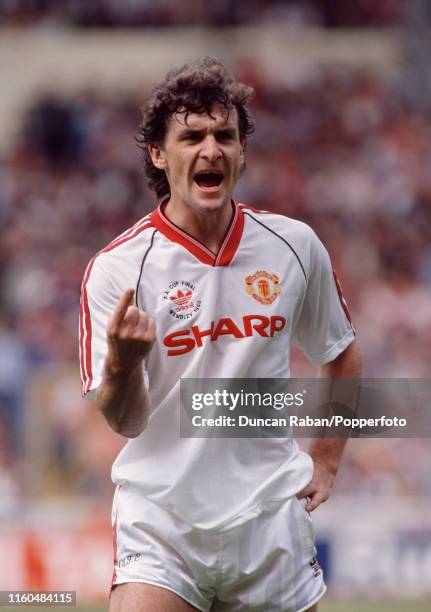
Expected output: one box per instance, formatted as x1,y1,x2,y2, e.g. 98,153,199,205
239,140,246,170
148,143,167,170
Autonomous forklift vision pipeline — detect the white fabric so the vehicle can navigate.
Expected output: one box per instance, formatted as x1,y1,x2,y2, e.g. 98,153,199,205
80,203,354,529
112,484,326,611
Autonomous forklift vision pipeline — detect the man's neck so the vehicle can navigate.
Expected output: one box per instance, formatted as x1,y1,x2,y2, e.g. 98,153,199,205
163,199,234,255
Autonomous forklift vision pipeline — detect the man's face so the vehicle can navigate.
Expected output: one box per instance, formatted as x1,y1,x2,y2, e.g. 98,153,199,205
150,105,245,214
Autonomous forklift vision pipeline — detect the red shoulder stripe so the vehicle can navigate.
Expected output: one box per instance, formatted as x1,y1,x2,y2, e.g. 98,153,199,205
79,219,154,396
333,269,356,335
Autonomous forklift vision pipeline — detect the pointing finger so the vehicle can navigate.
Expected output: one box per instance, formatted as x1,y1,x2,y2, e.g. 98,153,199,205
110,289,135,328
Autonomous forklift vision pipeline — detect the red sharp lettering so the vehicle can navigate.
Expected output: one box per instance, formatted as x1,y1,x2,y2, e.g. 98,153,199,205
164,314,287,357
242,315,270,337
163,330,195,356
270,316,286,337
191,322,214,347
212,317,244,341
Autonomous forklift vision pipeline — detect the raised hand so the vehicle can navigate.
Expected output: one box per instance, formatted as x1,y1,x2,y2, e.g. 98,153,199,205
105,288,156,379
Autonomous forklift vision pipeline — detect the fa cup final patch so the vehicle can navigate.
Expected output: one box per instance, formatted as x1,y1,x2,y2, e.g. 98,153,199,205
163,280,202,320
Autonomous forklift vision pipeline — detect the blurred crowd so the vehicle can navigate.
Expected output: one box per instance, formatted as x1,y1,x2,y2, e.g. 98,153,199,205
0,0,404,29
0,62,430,504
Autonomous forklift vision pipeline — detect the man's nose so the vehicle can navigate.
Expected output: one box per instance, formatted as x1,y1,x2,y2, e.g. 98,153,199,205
200,135,221,162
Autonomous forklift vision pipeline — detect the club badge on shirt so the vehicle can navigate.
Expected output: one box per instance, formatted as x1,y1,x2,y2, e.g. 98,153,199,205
245,270,281,305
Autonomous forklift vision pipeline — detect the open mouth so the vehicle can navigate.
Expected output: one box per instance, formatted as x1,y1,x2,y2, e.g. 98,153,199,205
194,170,224,189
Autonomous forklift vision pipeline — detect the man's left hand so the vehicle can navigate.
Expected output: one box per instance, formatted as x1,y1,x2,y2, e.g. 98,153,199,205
296,461,335,512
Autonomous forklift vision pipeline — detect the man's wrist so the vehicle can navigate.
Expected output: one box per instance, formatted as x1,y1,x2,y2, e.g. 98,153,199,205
312,457,338,480
309,438,347,477
103,360,142,384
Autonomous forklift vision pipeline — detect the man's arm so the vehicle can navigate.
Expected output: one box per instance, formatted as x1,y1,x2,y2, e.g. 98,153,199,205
95,288,156,438
297,338,362,511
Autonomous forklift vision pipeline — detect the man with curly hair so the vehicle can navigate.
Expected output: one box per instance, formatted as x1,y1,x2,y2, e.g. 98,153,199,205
79,57,361,611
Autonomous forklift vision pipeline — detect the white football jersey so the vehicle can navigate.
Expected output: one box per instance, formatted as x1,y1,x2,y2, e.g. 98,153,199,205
79,202,355,528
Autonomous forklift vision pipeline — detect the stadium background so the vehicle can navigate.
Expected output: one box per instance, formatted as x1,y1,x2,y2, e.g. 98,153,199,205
0,1,430,610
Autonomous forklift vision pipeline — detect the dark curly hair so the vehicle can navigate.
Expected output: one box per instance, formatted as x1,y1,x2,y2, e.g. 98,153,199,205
136,57,255,198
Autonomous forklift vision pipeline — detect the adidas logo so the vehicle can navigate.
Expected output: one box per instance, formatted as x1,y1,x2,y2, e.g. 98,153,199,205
169,289,193,306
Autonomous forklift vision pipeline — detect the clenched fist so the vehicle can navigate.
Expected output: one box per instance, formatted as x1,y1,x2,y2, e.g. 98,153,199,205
105,288,156,379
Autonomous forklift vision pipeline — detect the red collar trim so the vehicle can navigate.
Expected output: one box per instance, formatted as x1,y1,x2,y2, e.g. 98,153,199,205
150,201,244,267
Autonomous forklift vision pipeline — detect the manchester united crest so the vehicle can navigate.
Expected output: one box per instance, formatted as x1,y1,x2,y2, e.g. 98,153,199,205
245,270,281,305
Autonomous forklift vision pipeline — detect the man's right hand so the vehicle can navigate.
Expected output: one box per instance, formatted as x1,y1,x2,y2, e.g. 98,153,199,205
105,288,156,380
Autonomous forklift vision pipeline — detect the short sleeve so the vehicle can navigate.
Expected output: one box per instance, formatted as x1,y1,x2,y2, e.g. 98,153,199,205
79,256,120,398
293,231,355,365
79,254,150,398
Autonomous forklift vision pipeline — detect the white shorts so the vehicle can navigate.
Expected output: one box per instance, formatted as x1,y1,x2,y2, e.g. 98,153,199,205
111,485,326,611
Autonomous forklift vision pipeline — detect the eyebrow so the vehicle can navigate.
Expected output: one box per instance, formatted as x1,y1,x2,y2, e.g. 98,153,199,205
178,126,237,138
216,127,237,135
178,128,204,138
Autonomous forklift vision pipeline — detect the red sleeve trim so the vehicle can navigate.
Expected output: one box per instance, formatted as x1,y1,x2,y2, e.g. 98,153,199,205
333,269,356,335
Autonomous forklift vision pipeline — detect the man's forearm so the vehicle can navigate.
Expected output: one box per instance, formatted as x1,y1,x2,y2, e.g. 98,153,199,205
95,365,150,438
309,339,362,475
307,438,346,480
298,339,362,510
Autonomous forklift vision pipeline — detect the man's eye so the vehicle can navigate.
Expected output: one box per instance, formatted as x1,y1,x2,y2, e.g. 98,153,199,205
184,133,201,142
